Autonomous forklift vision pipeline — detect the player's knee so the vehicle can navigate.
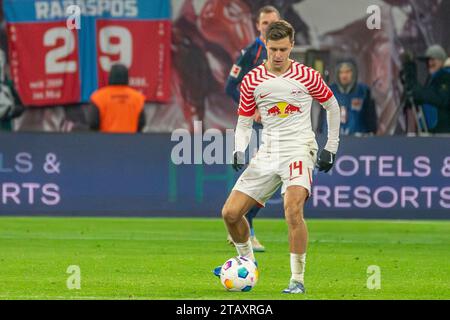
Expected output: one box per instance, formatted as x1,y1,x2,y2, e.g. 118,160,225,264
222,206,240,225
284,199,303,214
284,202,305,226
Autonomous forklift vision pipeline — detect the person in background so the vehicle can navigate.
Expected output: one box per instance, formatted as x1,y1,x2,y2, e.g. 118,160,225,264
327,60,377,136
225,5,280,105
224,5,281,252
408,45,450,134
87,64,146,133
0,49,24,131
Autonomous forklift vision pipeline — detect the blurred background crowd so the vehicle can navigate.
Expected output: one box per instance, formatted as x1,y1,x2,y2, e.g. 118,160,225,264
0,0,449,136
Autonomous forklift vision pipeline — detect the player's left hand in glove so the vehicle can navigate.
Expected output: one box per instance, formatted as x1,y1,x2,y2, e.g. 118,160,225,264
232,151,245,172
316,149,336,173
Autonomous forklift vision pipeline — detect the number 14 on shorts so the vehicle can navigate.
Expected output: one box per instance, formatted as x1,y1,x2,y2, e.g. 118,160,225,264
289,161,303,180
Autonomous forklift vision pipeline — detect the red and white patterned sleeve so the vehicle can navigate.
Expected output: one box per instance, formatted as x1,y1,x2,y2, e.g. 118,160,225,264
305,68,334,104
238,74,257,117
299,65,340,153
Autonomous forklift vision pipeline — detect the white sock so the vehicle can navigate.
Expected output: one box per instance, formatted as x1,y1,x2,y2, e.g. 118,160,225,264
290,253,306,284
235,238,255,262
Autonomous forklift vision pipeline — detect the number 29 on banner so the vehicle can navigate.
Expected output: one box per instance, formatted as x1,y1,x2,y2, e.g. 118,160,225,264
43,25,133,75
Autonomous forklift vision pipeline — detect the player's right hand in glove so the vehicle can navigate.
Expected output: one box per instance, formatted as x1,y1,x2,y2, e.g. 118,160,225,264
316,149,336,173
232,151,245,172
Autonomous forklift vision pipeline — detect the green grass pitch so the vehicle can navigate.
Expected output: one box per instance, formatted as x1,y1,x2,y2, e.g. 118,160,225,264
0,217,449,300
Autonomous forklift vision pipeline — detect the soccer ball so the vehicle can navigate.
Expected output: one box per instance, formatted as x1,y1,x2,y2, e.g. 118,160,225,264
220,256,258,292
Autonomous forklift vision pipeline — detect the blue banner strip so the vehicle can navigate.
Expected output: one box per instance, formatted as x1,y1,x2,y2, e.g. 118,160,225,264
78,16,98,102
3,0,171,23
0,134,449,219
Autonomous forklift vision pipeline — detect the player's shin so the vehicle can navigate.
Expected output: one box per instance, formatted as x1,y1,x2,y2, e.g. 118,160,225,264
290,253,306,284
235,238,255,262
224,212,255,262
233,219,255,261
285,206,308,284
288,220,308,283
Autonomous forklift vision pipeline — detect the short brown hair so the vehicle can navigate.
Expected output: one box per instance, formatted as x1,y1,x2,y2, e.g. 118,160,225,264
266,20,295,43
256,5,281,23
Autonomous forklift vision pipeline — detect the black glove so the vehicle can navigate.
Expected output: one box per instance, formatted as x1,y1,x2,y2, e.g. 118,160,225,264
316,149,336,173
232,151,245,172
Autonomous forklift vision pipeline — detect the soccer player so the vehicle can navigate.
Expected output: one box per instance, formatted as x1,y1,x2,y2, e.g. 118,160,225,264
224,5,281,252
215,20,340,294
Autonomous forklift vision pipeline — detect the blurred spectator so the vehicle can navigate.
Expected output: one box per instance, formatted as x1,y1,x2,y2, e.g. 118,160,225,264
87,64,146,133
225,5,280,108
0,48,24,131
244,0,310,45
408,45,450,134
324,60,377,136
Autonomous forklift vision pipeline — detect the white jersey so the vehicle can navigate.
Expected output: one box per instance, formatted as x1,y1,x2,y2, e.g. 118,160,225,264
238,60,336,156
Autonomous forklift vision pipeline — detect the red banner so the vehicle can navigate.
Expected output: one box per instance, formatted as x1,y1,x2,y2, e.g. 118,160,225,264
96,20,171,102
7,22,81,106
4,0,172,107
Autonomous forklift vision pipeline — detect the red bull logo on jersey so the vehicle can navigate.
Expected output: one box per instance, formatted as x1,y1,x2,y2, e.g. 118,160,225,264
267,102,302,119
267,106,282,116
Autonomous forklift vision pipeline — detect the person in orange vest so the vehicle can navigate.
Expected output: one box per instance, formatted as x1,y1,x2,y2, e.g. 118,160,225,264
87,64,146,133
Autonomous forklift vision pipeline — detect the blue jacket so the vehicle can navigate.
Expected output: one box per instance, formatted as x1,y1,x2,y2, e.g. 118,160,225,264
413,67,450,133
330,83,377,135
225,38,267,104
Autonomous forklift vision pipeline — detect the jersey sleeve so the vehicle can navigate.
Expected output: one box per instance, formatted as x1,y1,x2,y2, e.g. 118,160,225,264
306,69,334,104
237,73,257,117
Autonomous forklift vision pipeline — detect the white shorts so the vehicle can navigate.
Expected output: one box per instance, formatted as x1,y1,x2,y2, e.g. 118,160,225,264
233,149,317,207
